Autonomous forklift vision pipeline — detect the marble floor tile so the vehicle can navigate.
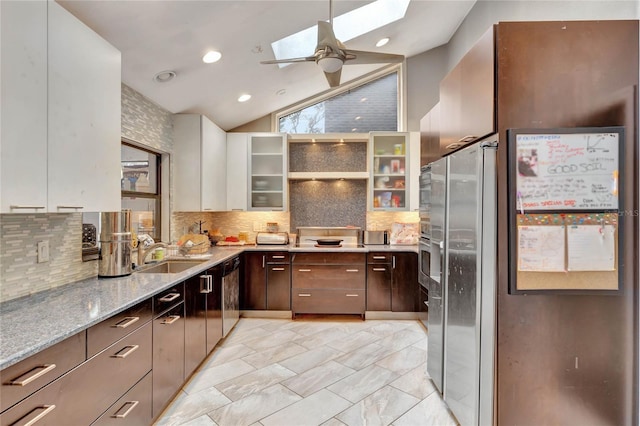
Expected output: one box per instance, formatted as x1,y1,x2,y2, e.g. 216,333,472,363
327,365,399,403
279,346,345,374
389,364,437,400
261,389,351,426
320,419,348,426
391,392,458,426
215,363,297,401
243,329,302,350
184,358,255,394
241,342,308,369
208,384,301,426
223,325,274,345
293,328,351,349
377,329,426,351
411,336,428,352
281,360,355,397
366,321,414,337
326,330,381,353
201,343,256,368
180,415,217,426
336,386,420,426
156,388,230,426
375,346,428,376
334,342,398,370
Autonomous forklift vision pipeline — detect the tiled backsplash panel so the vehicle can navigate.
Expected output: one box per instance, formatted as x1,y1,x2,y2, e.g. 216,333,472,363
289,142,367,173
121,84,173,153
289,180,367,231
0,214,97,302
366,211,420,232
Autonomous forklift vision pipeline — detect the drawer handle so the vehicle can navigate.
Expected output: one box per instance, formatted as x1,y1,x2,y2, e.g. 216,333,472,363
272,267,285,271
9,205,45,210
298,293,311,297
56,205,84,210
372,256,386,260
8,364,57,386
372,268,387,272
346,269,359,272
112,400,140,419
159,293,180,303
345,294,359,297
272,255,285,259
162,315,181,325
112,316,139,329
424,301,429,307
298,269,311,272
112,345,139,359
12,405,56,426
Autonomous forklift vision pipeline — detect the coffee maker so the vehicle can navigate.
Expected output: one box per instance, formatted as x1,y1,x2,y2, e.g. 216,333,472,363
98,210,132,277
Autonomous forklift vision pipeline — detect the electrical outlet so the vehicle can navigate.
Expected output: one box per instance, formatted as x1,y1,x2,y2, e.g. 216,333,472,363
37,241,49,263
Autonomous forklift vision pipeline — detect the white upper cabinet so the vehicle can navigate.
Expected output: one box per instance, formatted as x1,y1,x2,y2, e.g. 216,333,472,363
1,1,48,213
174,114,227,211
47,1,121,213
248,134,287,211
0,1,121,213
226,133,248,211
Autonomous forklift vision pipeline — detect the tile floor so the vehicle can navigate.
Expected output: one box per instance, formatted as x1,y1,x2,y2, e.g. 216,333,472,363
155,316,459,426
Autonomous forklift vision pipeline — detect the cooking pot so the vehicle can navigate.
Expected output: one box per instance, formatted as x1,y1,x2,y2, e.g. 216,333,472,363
306,238,343,246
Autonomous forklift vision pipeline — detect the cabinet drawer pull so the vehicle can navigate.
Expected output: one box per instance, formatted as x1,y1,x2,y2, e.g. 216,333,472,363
372,256,387,260
345,294,359,297
298,269,311,272
112,400,140,418
162,315,181,325
298,293,311,297
112,345,139,359
13,404,56,426
200,275,212,293
272,255,285,259
159,293,180,303
372,268,387,272
272,267,285,271
112,316,139,329
345,269,359,272
8,364,56,386
56,205,84,210
424,301,429,307
9,205,45,210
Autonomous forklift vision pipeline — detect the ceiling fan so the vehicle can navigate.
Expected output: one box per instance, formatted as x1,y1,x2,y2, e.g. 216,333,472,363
260,0,405,87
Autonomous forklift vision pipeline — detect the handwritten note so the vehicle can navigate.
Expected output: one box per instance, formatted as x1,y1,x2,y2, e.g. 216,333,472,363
567,225,615,271
515,132,619,210
517,225,566,272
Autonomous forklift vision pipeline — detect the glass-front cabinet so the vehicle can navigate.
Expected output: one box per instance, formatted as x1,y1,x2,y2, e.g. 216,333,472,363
248,133,287,210
370,132,410,210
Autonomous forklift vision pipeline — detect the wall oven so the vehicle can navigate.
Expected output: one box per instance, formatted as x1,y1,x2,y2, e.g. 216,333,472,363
419,237,431,289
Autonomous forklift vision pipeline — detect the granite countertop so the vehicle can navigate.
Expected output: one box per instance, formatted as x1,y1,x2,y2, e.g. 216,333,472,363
0,243,417,370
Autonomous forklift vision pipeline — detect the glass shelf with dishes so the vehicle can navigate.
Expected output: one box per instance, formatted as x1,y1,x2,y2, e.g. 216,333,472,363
248,134,287,210
369,132,410,210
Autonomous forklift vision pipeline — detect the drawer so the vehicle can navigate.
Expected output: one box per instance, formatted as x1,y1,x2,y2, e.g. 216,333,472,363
367,252,392,264
154,282,184,315
292,265,365,289
0,333,86,413
87,298,153,357
292,252,365,265
292,289,365,315
0,323,151,426
266,252,290,263
92,372,152,426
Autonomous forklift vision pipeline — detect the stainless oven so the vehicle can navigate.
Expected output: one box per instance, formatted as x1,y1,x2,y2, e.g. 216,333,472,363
419,237,431,289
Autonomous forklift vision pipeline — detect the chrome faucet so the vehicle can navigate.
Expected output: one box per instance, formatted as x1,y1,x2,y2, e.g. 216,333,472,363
138,242,168,265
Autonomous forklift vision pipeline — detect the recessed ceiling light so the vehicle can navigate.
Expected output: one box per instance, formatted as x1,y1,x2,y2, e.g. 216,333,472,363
354,116,361,121
360,97,368,103
153,70,176,83
276,89,286,96
202,50,222,63
376,37,390,47
238,94,252,102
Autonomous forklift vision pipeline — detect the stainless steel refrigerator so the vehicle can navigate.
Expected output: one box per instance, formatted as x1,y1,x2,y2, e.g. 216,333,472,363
426,135,497,426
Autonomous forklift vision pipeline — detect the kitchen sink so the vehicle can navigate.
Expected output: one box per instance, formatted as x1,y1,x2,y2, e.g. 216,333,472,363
136,260,207,274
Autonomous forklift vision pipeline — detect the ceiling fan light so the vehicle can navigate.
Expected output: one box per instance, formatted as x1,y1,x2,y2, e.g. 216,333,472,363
318,57,343,73
376,37,390,47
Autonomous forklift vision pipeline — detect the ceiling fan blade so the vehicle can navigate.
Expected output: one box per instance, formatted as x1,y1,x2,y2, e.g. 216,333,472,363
261,56,316,65
324,68,342,87
317,20,341,52
343,49,405,65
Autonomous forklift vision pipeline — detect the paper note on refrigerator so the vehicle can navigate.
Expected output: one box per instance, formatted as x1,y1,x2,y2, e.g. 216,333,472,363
567,225,615,271
517,225,566,272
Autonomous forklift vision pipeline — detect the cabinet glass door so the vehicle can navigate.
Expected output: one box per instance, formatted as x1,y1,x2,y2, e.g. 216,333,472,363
370,132,409,210
248,134,287,210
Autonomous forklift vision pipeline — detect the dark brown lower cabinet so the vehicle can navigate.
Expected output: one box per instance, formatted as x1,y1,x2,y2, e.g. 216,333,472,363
242,251,291,311
152,302,185,418
366,253,392,311
92,372,153,426
391,252,418,312
242,252,267,309
185,273,208,378
267,263,291,310
206,269,223,353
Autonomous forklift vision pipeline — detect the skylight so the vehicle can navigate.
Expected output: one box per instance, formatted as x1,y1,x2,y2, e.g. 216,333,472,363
270,0,410,68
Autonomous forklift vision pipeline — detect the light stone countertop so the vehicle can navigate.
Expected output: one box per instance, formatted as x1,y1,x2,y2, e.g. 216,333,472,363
0,244,417,370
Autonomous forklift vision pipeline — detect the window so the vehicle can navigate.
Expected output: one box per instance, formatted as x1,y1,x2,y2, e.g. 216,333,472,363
121,143,161,241
278,71,399,133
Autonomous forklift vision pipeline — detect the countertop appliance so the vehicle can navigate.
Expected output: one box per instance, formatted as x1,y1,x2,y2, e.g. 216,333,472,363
98,210,132,278
363,230,389,245
296,227,362,248
220,256,240,337
256,231,289,245
426,135,498,426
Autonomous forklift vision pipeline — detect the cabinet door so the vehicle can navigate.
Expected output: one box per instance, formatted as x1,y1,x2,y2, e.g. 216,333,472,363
226,133,248,211
420,103,441,165
184,275,207,378
47,1,121,212
370,132,410,211
206,269,223,352
152,303,185,418
367,263,392,311
0,0,48,213
267,264,291,310
248,134,287,211
92,372,152,426
392,253,418,312
201,116,227,211
241,252,266,309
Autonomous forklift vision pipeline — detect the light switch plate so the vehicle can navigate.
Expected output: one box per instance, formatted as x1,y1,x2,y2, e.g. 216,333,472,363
37,241,49,263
